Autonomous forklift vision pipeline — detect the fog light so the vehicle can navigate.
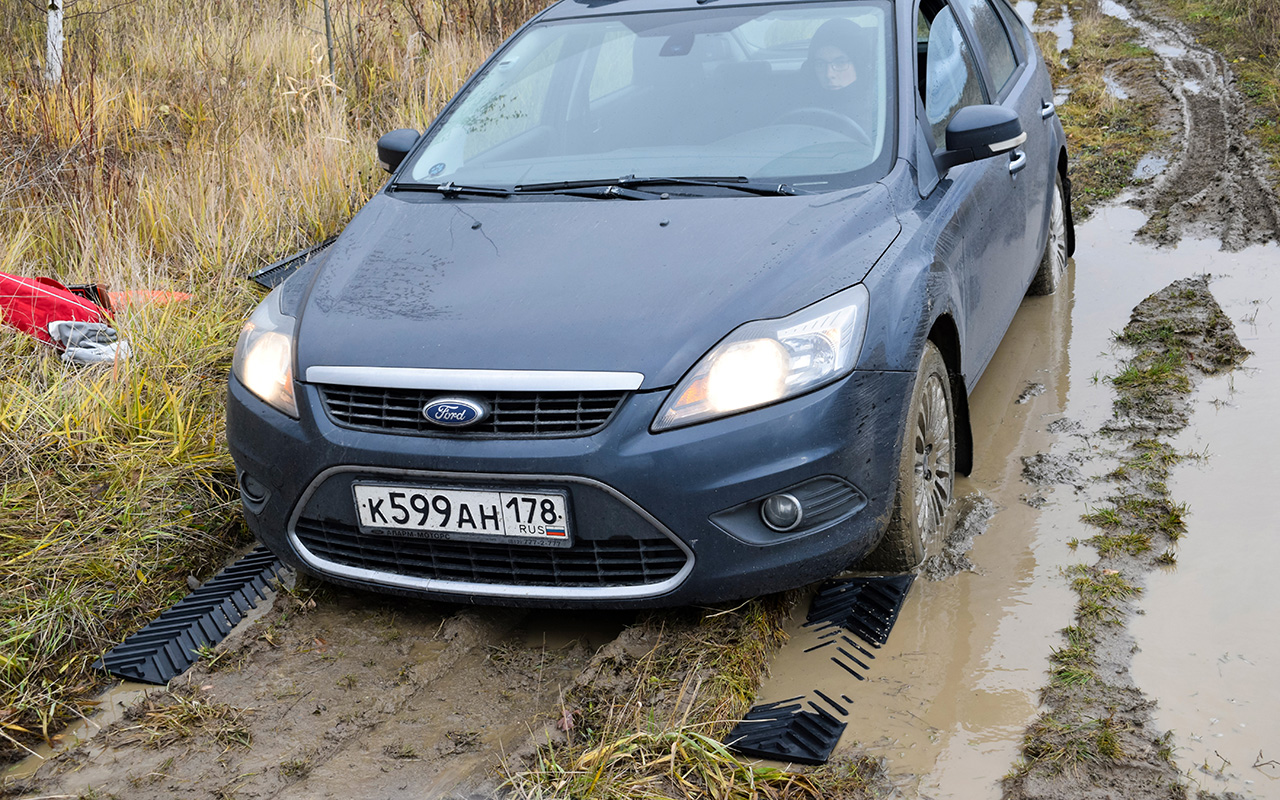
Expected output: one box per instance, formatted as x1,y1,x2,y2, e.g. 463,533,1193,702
239,471,269,504
761,493,803,532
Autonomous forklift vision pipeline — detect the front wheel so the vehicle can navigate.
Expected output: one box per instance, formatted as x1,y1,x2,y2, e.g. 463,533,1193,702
862,341,955,572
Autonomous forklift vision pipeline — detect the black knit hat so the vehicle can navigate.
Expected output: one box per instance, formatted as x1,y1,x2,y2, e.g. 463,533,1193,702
807,17,872,64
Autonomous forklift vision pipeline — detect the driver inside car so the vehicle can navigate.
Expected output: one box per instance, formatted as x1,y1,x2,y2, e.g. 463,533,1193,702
801,17,877,140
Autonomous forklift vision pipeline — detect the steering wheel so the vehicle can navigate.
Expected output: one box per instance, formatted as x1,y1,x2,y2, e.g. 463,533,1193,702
778,106,872,146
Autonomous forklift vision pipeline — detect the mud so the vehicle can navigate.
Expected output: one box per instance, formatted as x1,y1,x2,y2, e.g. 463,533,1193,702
750,256,1082,797
1026,0,1077,52
920,494,999,581
1017,382,1048,404
1128,258,1280,798
7,0,1280,797
4,590,629,800
746,5,1280,777
1021,452,1085,489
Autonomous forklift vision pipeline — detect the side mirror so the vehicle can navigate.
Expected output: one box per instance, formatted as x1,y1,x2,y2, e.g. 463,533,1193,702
376,129,421,174
936,105,1025,170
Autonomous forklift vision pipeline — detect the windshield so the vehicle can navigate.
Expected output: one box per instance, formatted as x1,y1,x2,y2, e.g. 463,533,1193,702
404,1,895,193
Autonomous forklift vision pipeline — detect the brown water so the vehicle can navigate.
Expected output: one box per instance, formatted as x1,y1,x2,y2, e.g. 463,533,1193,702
2,681,152,783
755,203,1280,797
1129,248,1280,797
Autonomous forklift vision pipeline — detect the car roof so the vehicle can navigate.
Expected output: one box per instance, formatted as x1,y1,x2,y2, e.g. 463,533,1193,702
539,0,903,22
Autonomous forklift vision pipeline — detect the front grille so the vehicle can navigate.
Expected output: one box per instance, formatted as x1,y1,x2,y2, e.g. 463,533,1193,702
294,517,688,588
318,386,627,437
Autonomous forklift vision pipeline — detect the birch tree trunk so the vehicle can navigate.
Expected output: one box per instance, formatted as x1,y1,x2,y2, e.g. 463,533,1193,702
45,0,64,85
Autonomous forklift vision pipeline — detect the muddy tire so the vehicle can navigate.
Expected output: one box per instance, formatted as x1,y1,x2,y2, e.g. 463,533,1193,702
861,341,955,572
1026,172,1069,296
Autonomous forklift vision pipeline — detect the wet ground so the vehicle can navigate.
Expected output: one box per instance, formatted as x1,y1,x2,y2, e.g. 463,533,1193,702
1129,248,1280,797
13,213,1276,800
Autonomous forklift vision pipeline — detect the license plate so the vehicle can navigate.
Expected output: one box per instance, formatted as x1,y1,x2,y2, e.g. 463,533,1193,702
352,483,571,547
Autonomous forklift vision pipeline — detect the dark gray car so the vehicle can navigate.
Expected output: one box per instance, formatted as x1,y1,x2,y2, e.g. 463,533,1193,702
227,0,1073,607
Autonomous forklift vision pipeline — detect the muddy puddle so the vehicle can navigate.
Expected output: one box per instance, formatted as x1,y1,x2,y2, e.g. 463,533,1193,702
1128,256,1280,796
752,203,1280,797
1015,1,1075,52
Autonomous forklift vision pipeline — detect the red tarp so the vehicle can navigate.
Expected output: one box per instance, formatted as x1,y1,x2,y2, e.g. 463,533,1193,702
0,272,107,345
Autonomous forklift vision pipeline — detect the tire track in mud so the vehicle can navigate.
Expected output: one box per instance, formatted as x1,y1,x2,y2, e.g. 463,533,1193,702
6,593,632,800
1116,0,1280,249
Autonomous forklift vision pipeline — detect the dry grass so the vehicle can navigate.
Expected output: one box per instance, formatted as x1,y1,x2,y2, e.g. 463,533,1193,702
0,0,540,764
106,682,254,750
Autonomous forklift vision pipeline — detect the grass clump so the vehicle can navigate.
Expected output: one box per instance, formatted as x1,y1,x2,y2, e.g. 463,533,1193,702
106,683,253,750
1111,349,1192,393
1080,506,1122,527
506,596,886,799
1049,626,1096,687
1021,714,1126,772
1087,530,1153,557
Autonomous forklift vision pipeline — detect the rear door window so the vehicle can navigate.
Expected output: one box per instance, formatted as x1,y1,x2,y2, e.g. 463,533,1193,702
953,0,1019,95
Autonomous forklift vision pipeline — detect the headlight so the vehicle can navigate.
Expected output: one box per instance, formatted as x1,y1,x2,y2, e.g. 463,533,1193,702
653,284,869,431
232,287,299,418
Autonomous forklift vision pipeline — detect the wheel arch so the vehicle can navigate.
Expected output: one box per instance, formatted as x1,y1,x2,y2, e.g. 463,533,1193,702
926,313,972,476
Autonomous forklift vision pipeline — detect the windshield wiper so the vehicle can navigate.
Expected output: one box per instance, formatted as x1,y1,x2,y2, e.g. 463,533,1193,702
518,175,797,197
523,184,662,201
621,176,797,196
396,181,513,198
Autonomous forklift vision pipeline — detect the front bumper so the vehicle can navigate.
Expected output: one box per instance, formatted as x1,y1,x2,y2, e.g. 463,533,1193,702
226,369,912,608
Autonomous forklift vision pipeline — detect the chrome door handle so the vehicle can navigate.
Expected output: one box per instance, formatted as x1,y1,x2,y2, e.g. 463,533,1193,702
1008,150,1028,174
1041,101,1056,120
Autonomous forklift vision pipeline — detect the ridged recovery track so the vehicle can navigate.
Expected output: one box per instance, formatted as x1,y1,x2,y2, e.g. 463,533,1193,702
249,236,338,289
724,697,847,766
94,546,282,684
725,574,914,764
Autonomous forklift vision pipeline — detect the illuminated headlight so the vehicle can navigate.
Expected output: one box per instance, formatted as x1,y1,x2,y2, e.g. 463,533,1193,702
232,287,299,418
653,284,869,431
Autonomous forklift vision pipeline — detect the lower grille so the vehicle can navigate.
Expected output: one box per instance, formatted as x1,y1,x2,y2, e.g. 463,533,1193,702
294,517,688,587
317,386,626,437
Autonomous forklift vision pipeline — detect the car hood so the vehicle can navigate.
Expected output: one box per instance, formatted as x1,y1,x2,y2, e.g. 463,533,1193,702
295,186,900,390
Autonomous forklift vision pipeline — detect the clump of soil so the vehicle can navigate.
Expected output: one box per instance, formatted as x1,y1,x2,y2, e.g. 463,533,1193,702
1017,382,1048,404
1003,277,1248,800
920,494,998,581
1022,452,1086,490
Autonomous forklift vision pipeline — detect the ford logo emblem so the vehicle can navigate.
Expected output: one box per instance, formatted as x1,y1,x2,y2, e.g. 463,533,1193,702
423,397,489,428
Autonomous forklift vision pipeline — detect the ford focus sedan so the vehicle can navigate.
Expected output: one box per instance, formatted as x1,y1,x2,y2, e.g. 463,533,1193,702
227,0,1073,608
